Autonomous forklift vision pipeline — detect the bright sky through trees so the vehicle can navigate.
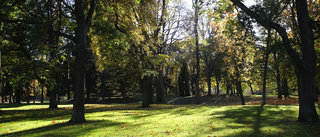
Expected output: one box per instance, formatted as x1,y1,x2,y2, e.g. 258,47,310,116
184,0,256,8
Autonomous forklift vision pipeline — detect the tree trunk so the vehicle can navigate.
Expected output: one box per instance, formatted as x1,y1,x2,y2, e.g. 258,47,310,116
282,78,289,98
237,81,245,105
230,81,234,96
226,80,230,95
119,80,126,103
41,85,44,103
49,84,58,108
100,71,106,103
15,87,22,103
295,0,319,122
194,0,200,104
27,84,30,104
141,76,150,107
216,81,220,94
70,0,94,123
274,52,282,99
248,83,254,95
9,87,12,103
156,67,165,103
207,69,211,96
148,76,154,104
262,28,271,105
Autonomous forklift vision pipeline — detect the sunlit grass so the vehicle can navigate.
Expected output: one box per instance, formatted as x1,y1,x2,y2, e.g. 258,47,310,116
1,104,319,136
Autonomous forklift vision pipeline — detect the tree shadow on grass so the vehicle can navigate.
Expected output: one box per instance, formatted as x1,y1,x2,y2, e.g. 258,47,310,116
211,105,320,137
0,104,185,125
0,103,51,109
0,108,73,123
212,105,290,136
1,120,126,137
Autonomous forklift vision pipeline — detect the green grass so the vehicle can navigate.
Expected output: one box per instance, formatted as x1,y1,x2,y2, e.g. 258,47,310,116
0,104,320,137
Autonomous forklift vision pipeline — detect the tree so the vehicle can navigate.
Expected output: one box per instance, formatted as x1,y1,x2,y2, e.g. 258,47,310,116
70,0,96,123
178,61,191,96
193,0,201,103
230,0,319,122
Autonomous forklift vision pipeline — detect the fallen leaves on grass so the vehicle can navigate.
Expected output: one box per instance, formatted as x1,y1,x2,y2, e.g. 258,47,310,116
120,124,126,128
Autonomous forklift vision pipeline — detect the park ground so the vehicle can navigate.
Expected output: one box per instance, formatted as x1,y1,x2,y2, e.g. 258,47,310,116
0,95,320,137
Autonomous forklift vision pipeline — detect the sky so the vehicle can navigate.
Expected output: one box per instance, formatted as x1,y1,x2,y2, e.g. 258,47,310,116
184,0,257,8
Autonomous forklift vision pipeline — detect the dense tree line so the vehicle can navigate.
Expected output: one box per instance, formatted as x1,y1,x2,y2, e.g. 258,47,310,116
0,0,319,122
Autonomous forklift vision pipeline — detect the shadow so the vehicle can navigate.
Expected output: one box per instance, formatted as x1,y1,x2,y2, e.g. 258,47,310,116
1,102,320,136
0,104,185,124
212,105,299,136
1,120,125,137
0,103,50,108
253,105,264,134
0,108,72,123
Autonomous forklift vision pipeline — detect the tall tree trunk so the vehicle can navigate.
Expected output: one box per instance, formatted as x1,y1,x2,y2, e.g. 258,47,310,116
26,84,30,104
156,67,165,103
3,78,6,103
148,76,154,104
282,77,289,98
70,0,96,123
194,0,200,104
49,83,58,108
216,81,220,94
100,71,106,103
175,68,179,95
41,85,44,103
230,80,234,96
225,80,230,95
237,81,245,105
206,68,212,96
274,52,282,99
141,76,150,107
262,28,271,105
296,0,318,122
119,80,126,103
15,86,22,103
9,87,12,103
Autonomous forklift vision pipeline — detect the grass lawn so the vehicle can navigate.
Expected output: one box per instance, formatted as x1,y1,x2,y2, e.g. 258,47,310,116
0,103,320,137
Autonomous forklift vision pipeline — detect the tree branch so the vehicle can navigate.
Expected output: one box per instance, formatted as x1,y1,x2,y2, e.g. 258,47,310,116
114,11,128,34
51,29,76,42
62,0,76,14
85,0,96,31
230,0,301,63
